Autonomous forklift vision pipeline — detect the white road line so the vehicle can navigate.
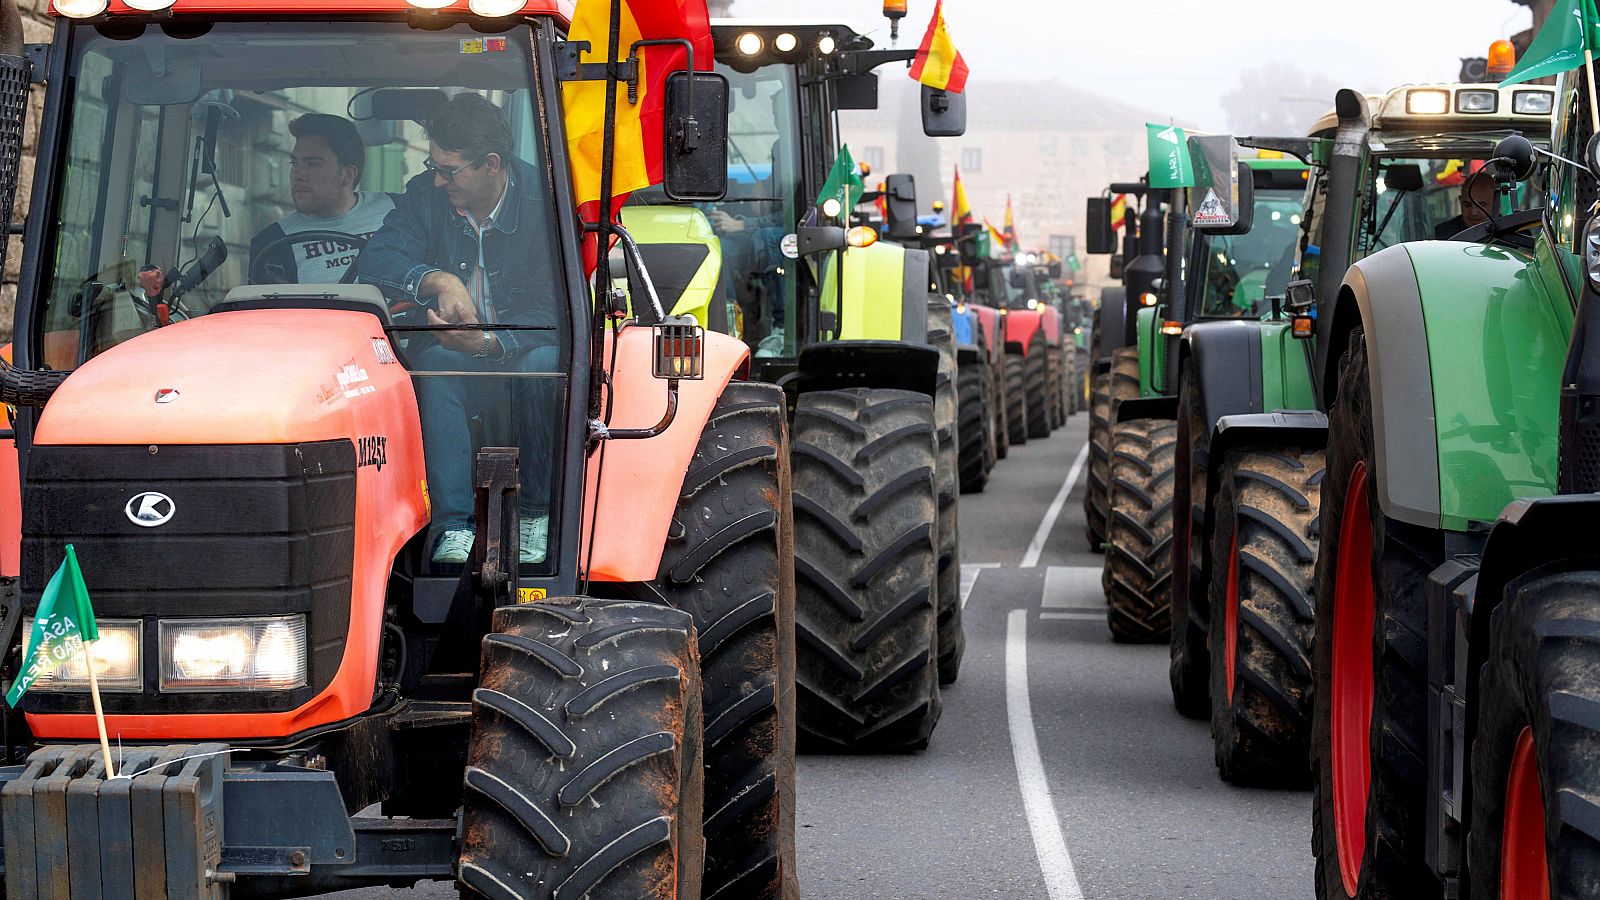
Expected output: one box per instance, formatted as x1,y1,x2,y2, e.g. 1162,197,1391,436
960,562,1001,609
1040,566,1105,610
1021,443,1091,569
1006,609,1085,900
1040,611,1104,621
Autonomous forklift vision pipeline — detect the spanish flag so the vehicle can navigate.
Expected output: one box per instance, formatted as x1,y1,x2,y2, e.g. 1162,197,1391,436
1110,193,1128,231
1003,194,1017,249
909,0,969,94
951,165,973,225
984,217,1007,251
564,0,713,224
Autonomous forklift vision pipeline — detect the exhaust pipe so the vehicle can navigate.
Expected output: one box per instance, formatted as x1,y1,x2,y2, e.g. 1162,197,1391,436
1312,88,1370,401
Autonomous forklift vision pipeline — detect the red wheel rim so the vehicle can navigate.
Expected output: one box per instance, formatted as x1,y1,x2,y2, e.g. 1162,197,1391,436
1501,725,1550,900
1224,528,1240,701
1331,461,1375,896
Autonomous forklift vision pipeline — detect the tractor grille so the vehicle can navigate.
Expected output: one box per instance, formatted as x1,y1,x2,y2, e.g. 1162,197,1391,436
20,442,356,715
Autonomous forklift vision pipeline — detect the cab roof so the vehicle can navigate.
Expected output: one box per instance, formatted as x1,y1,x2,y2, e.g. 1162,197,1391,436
1307,83,1555,137
72,0,572,23
710,18,869,47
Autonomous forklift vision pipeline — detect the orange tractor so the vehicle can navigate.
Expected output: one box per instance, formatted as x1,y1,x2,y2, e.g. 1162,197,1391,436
0,1,798,898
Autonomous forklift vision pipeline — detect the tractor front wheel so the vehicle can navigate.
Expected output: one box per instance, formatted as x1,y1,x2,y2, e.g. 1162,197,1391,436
460,599,705,900
1026,338,1051,440
928,301,966,685
1103,416,1177,643
1005,352,1029,447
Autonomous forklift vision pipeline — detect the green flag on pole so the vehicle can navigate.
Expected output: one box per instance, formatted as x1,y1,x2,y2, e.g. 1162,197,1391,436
1502,0,1600,85
1146,123,1195,189
8,545,99,707
817,145,865,219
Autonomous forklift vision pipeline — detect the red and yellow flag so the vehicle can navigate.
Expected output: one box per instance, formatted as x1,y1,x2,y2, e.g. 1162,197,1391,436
1110,193,1128,231
564,0,712,221
951,165,973,224
909,0,969,94
1003,194,1017,249
984,217,1007,250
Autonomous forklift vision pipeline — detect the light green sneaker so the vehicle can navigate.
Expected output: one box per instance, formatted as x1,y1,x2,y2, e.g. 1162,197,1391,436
431,527,474,564
755,328,785,358
520,515,548,564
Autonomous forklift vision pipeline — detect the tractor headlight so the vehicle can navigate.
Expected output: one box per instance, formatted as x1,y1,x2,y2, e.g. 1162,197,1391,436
737,32,764,57
1513,90,1554,116
1585,216,1600,293
52,0,108,17
159,615,306,691
1405,89,1450,115
1455,90,1498,114
25,619,142,692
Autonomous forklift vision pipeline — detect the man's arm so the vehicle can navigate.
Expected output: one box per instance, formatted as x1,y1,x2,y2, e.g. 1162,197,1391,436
356,174,445,302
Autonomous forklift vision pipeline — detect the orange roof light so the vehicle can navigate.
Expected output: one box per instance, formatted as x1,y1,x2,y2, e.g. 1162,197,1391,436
1488,39,1516,80
883,0,907,17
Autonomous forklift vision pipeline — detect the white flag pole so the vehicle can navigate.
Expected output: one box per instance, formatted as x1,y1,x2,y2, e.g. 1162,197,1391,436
1586,46,1600,134
82,640,116,778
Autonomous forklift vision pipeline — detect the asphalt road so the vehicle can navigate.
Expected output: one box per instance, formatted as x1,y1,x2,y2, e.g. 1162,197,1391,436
328,414,1314,899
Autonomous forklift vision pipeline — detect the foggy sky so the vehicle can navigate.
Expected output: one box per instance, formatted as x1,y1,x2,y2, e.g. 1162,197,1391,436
723,0,1535,131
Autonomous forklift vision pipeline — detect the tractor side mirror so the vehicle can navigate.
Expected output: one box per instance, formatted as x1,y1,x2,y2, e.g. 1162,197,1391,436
833,73,880,110
885,173,919,240
662,71,731,202
798,225,848,256
1109,254,1125,280
1047,260,1063,279
921,85,967,137
1086,197,1116,254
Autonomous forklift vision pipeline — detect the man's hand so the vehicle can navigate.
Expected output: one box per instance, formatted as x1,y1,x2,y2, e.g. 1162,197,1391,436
422,273,487,354
709,210,746,234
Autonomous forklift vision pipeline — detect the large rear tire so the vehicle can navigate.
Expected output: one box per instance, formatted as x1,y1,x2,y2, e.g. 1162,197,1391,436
1208,447,1323,787
793,388,942,752
1046,343,1064,430
1084,348,1140,551
1466,562,1600,900
613,381,798,899
1026,338,1051,440
1168,371,1210,719
957,358,992,493
1005,352,1029,446
927,302,965,686
1311,331,1440,899
460,599,705,900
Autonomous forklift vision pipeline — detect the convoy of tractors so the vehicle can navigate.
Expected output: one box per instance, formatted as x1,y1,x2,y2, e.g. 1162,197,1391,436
0,0,1580,895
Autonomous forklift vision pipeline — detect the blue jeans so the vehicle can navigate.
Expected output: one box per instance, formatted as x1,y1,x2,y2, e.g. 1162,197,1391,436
410,339,561,530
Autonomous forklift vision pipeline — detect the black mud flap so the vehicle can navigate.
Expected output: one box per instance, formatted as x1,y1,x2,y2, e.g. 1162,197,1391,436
788,340,940,398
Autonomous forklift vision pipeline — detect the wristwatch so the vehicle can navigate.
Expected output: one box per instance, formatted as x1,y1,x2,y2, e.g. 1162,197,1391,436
474,330,492,359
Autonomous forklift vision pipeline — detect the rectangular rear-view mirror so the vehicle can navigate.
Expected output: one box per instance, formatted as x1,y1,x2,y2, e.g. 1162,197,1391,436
1382,163,1426,193
1189,137,1255,235
885,173,920,241
921,85,967,137
662,71,730,202
1086,197,1116,254
834,73,879,110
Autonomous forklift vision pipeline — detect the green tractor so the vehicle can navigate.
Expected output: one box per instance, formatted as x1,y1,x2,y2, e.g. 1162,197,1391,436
1171,82,1553,797
1257,75,1587,896
632,19,972,747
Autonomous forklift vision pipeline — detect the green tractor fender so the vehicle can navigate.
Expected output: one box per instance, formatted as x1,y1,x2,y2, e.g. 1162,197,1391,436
618,205,726,332
1176,318,1324,475
1324,241,1570,531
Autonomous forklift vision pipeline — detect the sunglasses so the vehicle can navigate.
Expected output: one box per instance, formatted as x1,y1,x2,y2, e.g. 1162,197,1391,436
424,157,484,183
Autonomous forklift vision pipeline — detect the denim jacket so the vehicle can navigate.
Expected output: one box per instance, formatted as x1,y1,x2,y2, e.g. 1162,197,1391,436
357,157,557,359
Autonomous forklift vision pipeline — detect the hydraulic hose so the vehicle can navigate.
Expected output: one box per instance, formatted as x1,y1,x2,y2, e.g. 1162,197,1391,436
1312,89,1370,398
0,359,68,407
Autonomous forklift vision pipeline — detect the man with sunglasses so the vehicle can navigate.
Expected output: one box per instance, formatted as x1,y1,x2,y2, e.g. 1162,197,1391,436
360,93,562,566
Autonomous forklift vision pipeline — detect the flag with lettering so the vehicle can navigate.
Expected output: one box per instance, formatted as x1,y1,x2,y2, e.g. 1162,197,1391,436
8,546,98,707
1146,123,1195,189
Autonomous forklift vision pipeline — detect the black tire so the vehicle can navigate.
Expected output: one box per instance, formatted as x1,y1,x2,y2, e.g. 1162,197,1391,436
460,599,705,900
1005,352,1028,446
1311,331,1441,899
1466,562,1600,899
1062,342,1078,417
1169,371,1210,719
1084,348,1139,551
612,381,798,899
927,301,965,686
957,359,991,493
993,345,1011,460
1045,343,1064,430
1103,416,1177,643
1208,447,1324,786
793,388,942,752
1025,338,1051,440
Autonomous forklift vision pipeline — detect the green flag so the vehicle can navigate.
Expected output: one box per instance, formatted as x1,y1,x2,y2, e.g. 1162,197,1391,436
1067,254,1082,272
8,546,99,707
817,145,865,219
1146,123,1195,189
1503,0,1600,86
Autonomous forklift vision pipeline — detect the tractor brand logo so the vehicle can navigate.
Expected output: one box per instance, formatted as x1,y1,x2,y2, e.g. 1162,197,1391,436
154,388,180,404
337,363,374,399
124,492,175,527
1156,125,1181,145
358,436,387,471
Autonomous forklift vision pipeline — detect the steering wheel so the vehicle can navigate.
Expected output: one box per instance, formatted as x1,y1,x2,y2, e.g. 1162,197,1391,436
247,230,370,285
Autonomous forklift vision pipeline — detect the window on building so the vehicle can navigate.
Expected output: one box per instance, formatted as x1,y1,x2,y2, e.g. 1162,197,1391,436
961,147,982,172
859,146,885,171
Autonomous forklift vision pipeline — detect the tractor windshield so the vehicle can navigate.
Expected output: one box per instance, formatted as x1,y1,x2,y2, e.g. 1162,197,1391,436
35,20,562,370
1195,188,1304,317
1357,156,1495,254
